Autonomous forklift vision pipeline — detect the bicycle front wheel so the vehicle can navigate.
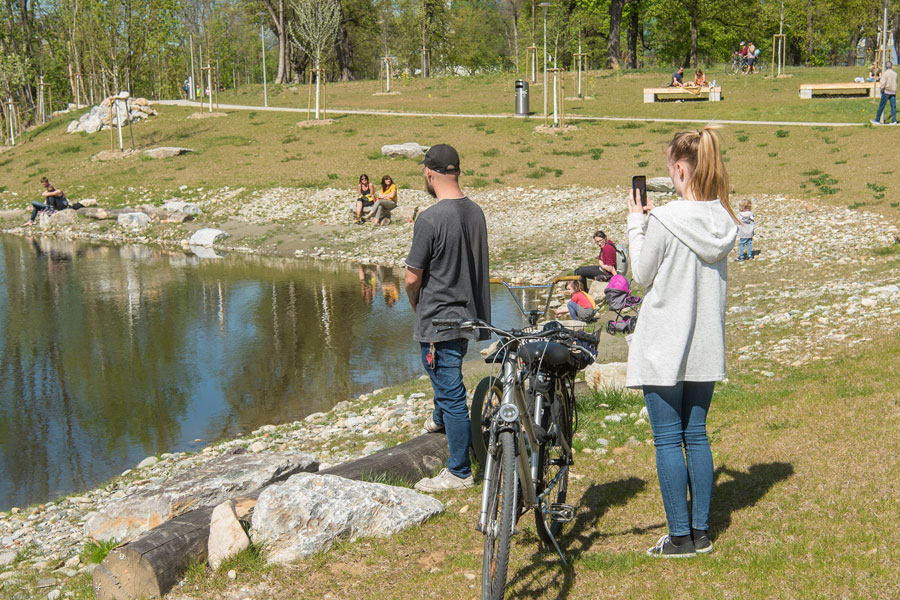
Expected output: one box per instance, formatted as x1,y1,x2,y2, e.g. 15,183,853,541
534,392,572,548
726,60,740,76
482,430,516,600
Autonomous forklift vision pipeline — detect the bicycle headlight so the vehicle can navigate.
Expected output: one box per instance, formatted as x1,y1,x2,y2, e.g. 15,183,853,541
498,404,519,423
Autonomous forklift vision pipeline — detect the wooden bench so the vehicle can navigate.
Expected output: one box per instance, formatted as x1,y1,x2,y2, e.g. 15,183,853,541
799,82,880,99
643,86,722,103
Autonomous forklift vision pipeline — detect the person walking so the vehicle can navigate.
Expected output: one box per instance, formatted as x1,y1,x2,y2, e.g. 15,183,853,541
625,128,739,558
871,61,898,125
405,144,491,493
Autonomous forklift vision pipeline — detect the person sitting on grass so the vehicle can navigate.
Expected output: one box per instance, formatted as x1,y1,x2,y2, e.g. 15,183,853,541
669,66,684,88
554,279,597,322
369,174,398,226
355,174,375,224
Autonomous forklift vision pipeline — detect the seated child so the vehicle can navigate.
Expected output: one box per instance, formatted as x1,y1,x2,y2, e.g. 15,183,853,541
692,68,707,87
554,280,597,322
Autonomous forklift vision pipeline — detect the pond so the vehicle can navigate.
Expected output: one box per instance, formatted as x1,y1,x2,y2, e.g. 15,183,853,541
0,234,554,510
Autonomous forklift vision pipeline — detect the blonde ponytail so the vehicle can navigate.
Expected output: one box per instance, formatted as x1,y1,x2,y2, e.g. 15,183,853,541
667,127,738,222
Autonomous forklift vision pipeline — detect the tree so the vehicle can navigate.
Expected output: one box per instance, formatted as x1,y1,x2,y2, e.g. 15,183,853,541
288,0,340,119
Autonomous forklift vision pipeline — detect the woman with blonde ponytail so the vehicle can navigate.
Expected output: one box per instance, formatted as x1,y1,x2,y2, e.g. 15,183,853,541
625,127,738,558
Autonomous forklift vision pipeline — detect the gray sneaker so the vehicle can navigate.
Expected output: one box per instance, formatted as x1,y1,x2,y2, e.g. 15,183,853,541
424,415,445,433
870,119,882,126
414,468,474,493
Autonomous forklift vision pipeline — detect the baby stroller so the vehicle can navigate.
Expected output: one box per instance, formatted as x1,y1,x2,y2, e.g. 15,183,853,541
604,274,641,335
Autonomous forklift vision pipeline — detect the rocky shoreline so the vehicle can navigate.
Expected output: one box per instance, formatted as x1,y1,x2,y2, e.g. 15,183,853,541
1,184,900,596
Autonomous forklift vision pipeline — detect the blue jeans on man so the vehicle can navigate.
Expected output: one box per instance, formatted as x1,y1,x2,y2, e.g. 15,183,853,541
874,93,897,124
420,339,472,478
643,381,715,536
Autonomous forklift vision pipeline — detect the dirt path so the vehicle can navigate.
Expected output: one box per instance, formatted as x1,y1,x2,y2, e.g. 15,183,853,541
155,99,866,128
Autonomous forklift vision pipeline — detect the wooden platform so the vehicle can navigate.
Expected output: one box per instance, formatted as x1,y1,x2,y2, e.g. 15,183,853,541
799,82,880,99
643,86,722,103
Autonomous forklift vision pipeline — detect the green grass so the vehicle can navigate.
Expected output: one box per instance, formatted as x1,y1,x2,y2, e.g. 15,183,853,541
80,538,119,564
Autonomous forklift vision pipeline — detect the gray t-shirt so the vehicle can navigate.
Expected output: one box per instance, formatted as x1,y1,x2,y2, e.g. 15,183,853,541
406,196,491,342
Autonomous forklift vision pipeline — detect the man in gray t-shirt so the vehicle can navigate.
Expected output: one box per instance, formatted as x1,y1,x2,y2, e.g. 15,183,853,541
405,144,490,493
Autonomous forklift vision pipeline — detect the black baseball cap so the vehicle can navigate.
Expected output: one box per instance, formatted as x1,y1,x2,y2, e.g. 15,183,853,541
419,144,460,174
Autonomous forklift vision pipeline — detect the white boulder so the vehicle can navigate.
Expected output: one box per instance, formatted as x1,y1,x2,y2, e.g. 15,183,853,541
647,176,675,193
143,147,194,160
381,142,429,159
251,473,444,564
164,200,202,215
117,212,151,229
190,228,229,247
584,361,629,392
208,500,251,570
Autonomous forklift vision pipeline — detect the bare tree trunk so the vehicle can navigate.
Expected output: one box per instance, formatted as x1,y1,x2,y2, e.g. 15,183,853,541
893,10,900,68
512,5,520,73
626,3,639,69
806,0,814,61
607,0,625,68
690,2,698,68
334,6,354,81
262,0,287,84
848,31,859,66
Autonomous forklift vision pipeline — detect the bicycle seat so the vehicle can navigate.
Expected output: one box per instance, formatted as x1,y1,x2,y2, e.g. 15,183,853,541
518,341,570,368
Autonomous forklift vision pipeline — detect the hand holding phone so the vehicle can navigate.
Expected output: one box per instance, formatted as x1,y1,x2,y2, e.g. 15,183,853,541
632,175,647,207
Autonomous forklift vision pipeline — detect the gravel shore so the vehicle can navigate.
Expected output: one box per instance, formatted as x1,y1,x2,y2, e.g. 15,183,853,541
1,185,899,595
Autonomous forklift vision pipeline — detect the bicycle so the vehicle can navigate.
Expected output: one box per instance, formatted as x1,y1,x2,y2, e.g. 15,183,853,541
726,53,762,76
433,276,600,600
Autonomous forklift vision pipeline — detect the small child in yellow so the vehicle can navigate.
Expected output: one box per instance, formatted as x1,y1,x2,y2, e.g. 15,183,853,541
554,280,597,321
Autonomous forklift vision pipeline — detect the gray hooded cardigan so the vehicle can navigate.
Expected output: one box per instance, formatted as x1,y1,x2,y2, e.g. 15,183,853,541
625,200,738,388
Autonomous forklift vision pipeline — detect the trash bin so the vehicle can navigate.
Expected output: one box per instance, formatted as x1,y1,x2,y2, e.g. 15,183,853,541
515,80,529,116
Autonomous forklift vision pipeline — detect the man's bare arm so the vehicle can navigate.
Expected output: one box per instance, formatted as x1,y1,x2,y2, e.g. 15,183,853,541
405,267,423,312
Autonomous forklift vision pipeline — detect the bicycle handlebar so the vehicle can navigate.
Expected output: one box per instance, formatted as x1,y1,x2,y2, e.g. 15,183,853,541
432,318,600,346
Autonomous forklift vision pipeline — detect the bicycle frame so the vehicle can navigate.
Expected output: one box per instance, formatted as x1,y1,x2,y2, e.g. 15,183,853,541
477,337,572,564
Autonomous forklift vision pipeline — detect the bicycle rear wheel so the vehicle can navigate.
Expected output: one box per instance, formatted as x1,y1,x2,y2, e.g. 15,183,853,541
534,391,572,548
482,430,516,600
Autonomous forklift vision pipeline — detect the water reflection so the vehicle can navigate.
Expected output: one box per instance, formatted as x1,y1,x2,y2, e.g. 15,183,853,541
0,235,534,510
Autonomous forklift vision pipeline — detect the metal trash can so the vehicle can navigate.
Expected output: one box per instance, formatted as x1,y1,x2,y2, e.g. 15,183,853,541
515,80,529,116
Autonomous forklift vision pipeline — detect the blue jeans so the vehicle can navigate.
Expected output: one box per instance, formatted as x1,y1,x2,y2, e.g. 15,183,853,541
739,237,752,258
643,382,715,536
875,93,897,124
30,201,48,221
420,339,471,478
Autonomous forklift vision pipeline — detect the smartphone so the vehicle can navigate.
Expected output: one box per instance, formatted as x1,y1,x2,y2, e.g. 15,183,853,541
632,175,647,207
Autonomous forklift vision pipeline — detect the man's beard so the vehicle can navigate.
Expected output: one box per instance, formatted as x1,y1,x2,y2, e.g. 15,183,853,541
425,176,436,198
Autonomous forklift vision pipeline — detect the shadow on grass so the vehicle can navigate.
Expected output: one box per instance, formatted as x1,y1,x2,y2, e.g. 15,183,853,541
709,462,795,540
504,476,647,600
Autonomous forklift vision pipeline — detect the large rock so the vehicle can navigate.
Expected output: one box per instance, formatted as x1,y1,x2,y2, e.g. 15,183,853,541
251,473,443,564
38,209,78,228
66,120,80,134
381,142,429,159
584,361,628,392
647,176,675,193
190,228,229,246
143,147,194,160
81,113,103,134
84,450,318,543
208,500,251,570
164,200,202,215
117,212,151,229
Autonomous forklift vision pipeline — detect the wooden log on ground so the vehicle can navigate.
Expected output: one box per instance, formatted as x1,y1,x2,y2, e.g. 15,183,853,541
78,207,129,220
93,432,449,599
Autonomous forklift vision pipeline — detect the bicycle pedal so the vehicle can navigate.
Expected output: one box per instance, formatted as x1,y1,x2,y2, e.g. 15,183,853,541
550,503,575,523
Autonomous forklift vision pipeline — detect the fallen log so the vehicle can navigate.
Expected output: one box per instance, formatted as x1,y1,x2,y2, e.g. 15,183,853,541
94,432,449,599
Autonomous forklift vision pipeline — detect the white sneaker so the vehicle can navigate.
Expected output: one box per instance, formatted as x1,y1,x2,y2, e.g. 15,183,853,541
414,468,474,493
870,119,882,125
424,415,445,433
